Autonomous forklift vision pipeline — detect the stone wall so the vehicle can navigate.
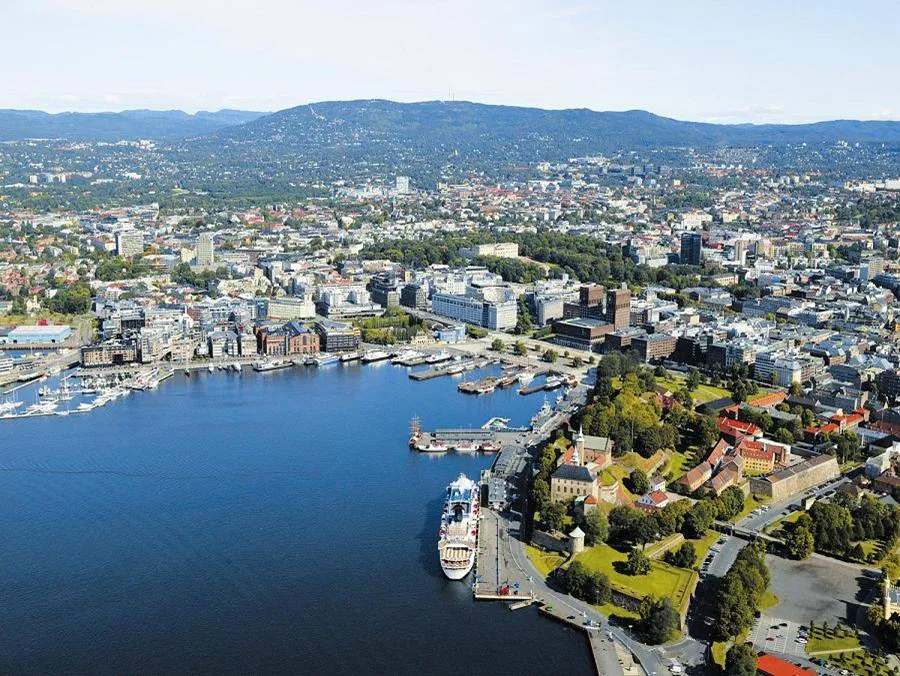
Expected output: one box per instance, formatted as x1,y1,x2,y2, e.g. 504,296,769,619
531,529,569,554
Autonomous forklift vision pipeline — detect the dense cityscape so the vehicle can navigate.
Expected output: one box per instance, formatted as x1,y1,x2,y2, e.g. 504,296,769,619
1,117,899,675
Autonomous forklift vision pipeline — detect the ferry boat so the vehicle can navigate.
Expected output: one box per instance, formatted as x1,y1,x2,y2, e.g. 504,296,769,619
425,350,452,364
253,360,292,372
438,474,479,580
314,353,340,367
391,349,422,365
452,440,479,452
479,439,502,452
341,352,361,362
446,363,466,375
416,439,449,452
361,350,391,363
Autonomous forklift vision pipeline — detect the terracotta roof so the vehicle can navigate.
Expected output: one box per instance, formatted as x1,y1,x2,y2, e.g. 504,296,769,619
717,417,762,437
748,391,787,408
757,653,816,676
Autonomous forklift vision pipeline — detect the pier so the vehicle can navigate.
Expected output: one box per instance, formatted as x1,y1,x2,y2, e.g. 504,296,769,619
408,358,493,381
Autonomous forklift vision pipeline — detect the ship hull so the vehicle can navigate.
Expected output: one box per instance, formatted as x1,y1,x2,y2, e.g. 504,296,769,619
440,555,474,580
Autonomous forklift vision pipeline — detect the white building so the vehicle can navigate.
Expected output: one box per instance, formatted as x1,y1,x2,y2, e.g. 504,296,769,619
196,232,215,267
267,296,316,320
114,229,144,258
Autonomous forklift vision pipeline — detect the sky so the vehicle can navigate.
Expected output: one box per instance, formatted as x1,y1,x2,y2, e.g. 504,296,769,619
2,0,898,123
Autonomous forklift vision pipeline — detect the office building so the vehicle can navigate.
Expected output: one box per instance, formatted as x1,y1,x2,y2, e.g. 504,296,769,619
196,233,215,266
115,230,144,258
680,232,703,266
400,283,428,311
605,288,631,330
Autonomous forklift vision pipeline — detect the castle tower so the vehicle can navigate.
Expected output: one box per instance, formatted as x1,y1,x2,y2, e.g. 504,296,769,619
574,425,585,465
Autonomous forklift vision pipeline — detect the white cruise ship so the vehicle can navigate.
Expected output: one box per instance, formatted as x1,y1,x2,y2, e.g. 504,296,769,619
438,474,479,580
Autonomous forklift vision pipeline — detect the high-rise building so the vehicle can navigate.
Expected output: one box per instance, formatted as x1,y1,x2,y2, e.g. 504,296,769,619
115,229,144,258
605,288,631,330
579,284,605,307
395,176,410,194
680,232,703,266
196,232,215,266
733,239,747,265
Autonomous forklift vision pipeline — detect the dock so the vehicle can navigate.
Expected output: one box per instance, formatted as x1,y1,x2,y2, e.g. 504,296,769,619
409,358,492,381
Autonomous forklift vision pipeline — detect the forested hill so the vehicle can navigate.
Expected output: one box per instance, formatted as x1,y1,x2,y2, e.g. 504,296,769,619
0,109,265,141
208,99,900,164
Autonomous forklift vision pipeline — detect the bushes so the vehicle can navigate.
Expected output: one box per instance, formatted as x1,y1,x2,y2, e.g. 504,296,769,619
638,596,680,645
558,561,611,605
664,542,697,569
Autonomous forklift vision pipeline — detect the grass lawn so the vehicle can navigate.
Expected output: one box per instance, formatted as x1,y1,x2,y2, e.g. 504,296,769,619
525,544,566,578
664,450,691,481
806,634,860,654
763,510,803,536
857,540,881,558
689,531,721,568
758,590,779,611
711,641,728,669
820,649,893,676
654,375,731,406
620,450,667,475
576,544,695,613
733,494,767,522
644,533,684,560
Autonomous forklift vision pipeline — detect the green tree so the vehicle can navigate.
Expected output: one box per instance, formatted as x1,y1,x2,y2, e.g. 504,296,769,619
513,341,527,356
686,368,702,391
784,524,814,560
683,501,716,538
542,501,567,532
725,643,758,676
773,427,794,445
531,478,550,513
490,338,505,352
664,541,697,569
624,548,651,575
628,468,650,495
638,596,679,645
542,349,558,363
582,509,609,546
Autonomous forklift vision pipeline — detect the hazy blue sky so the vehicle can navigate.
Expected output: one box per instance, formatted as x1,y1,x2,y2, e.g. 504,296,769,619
3,0,898,122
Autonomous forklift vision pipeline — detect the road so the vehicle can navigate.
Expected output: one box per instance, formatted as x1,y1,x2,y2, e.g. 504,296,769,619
687,474,856,656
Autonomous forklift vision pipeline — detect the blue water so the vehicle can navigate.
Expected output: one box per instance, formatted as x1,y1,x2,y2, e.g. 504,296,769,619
0,363,592,674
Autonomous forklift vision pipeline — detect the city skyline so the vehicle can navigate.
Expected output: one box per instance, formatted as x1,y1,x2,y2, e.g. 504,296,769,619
3,0,899,123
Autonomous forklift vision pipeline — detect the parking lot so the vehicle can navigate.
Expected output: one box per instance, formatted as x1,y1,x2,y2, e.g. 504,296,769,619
766,555,875,627
748,615,808,657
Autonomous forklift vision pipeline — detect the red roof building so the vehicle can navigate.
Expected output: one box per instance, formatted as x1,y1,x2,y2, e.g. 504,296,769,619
757,653,816,676
717,416,763,443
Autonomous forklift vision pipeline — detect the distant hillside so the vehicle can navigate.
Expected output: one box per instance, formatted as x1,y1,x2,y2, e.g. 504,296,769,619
0,109,266,141
206,100,900,165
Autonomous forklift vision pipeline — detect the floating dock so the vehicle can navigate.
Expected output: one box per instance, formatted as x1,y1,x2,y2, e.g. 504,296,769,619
409,358,492,381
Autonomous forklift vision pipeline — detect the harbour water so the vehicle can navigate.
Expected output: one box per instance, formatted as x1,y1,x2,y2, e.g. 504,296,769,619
0,362,592,674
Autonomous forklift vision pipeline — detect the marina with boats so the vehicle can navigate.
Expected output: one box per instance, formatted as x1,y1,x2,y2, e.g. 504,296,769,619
1,345,573,425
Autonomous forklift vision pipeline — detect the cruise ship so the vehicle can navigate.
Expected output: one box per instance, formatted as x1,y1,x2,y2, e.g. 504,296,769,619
438,474,479,580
